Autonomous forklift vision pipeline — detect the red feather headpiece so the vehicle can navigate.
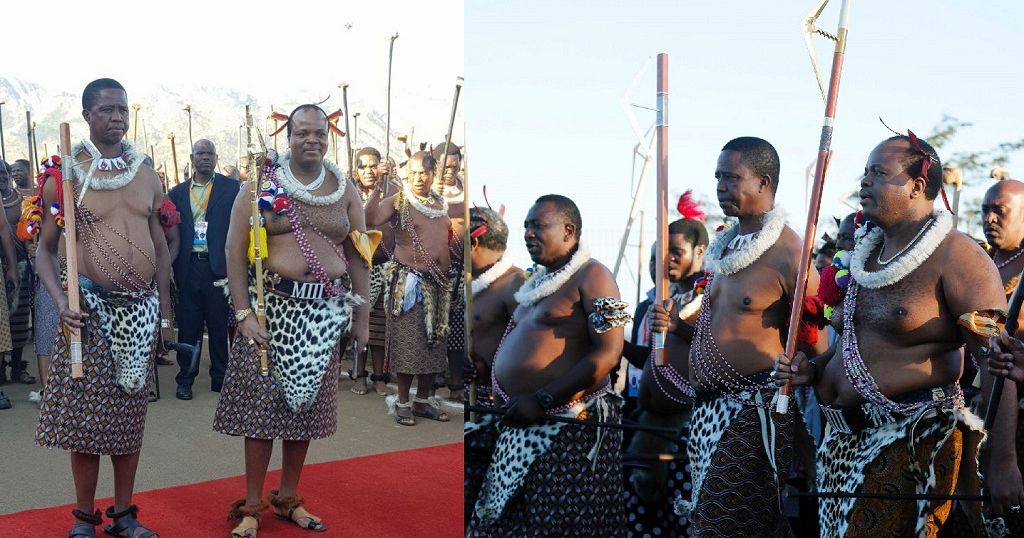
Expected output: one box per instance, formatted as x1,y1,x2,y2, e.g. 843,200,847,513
676,189,706,222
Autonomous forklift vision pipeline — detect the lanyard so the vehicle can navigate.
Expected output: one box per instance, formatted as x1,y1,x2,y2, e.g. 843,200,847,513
190,179,213,219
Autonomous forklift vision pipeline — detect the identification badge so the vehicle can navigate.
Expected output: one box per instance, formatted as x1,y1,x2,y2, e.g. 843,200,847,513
194,220,209,246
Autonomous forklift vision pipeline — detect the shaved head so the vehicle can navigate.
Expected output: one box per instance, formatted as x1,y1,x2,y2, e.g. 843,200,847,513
982,179,1024,251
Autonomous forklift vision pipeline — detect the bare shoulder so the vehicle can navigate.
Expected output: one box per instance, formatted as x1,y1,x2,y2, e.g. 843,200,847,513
777,225,804,261
939,230,998,279
577,259,619,297
136,164,162,191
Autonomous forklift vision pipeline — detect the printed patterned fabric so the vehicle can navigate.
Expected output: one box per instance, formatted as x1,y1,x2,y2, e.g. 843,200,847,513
35,305,157,455
623,420,694,537
385,301,447,375
466,402,626,537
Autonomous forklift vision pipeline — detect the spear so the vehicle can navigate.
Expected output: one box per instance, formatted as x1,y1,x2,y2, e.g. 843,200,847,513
652,53,670,367
777,0,853,414
383,32,398,195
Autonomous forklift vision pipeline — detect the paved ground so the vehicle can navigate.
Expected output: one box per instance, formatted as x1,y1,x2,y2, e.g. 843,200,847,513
0,344,463,514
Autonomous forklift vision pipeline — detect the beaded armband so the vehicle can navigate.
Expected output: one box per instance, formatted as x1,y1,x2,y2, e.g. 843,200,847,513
589,297,632,334
956,309,1006,339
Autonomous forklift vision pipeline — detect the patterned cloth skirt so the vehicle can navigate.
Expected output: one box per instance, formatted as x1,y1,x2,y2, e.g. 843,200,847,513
0,266,12,353
466,397,626,537
623,419,694,537
818,405,983,538
8,259,33,348
385,301,447,375
368,264,387,348
213,287,354,441
33,279,60,356
682,389,795,538
35,291,157,455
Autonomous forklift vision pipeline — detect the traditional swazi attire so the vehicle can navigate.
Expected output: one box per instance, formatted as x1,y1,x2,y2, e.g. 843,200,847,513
816,283,985,538
677,274,796,538
214,155,364,441
466,244,632,536
382,188,452,378
36,277,159,455
35,140,161,456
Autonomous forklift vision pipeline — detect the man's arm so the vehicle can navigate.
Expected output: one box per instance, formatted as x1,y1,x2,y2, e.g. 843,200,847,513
342,184,370,350
147,173,173,340
536,263,625,406
944,235,1022,513
363,175,399,227
0,206,18,287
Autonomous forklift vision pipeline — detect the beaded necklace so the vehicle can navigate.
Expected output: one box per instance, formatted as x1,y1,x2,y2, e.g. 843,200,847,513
75,204,156,293
994,246,1024,269
840,282,964,415
648,339,697,405
689,274,774,406
398,192,450,286
266,165,350,298
403,182,448,219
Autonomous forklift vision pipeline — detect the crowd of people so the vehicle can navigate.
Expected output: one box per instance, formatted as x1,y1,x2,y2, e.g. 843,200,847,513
0,77,464,537
463,135,1024,537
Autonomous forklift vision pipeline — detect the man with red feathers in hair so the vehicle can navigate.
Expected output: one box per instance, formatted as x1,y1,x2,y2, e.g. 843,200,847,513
620,190,708,537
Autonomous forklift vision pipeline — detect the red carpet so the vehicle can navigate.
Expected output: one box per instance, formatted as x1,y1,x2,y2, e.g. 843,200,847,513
0,442,462,537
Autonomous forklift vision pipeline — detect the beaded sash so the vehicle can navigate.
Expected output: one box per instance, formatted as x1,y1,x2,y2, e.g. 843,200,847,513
841,282,964,416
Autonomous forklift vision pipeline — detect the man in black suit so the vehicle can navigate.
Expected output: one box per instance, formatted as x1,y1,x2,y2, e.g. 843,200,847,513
167,139,236,399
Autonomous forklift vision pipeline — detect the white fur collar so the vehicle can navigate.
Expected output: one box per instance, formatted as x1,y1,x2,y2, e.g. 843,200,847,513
703,206,786,275
71,139,145,204
850,211,952,289
472,254,516,296
277,151,346,206
514,242,591,307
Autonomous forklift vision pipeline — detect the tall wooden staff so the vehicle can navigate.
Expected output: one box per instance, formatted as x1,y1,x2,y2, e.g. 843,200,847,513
341,82,354,179
464,132,475,419
777,0,853,414
31,122,40,167
383,33,399,196
653,53,670,367
184,105,193,150
59,124,84,377
168,133,179,184
436,78,463,190
26,111,35,166
984,270,1024,430
245,105,270,377
0,101,6,161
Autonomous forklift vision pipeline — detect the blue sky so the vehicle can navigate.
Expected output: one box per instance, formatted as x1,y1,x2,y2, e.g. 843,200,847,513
466,0,1023,296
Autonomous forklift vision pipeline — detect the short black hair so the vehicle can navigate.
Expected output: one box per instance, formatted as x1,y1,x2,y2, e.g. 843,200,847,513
470,207,509,251
432,141,461,161
286,104,329,137
721,136,781,194
668,218,709,248
82,78,126,111
534,194,582,238
356,147,381,160
409,150,436,171
882,135,943,200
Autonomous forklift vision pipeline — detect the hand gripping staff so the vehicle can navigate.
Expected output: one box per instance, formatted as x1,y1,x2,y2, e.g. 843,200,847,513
59,124,85,377
244,104,271,377
777,0,853,414
653,53,670,367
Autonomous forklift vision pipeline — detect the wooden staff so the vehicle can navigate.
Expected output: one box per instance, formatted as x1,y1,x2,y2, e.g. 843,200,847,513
59,123,84,377
436,78,463,190
245,105,270,377
131,103,141,143
168,133,179,184
0,101,6,161
383,32,398,196
184,105,193,150
777,0,853,414
653,53,669,367
352,112,360,148
26,111,34,166
465,142,476,420
32,122,39,166
983,265,1024,431
340,83,354,179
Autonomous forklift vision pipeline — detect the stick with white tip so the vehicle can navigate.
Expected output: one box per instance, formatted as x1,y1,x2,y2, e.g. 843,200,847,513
777,0,853,415
653,53,670,367
59,124,84,378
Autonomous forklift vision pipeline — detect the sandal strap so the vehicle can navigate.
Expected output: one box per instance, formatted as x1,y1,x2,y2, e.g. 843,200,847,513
228,499,269,522
395,400,413,409
104,504,138,520
412,396,441,408
71,508,103,526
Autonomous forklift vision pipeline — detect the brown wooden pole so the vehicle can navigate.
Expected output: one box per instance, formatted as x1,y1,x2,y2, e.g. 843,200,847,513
777,0,853,414
653,53,669,366
59,123,84,377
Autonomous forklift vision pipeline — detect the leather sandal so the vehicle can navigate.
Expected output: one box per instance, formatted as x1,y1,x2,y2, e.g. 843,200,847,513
103,505,157,537
228,499,268,538
394,400,416,426
267,490,326,532
69,508,102,538
412,396,450,422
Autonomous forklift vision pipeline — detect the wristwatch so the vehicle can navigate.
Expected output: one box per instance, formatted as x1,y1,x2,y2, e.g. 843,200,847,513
234,308,253,322
534,388,556,410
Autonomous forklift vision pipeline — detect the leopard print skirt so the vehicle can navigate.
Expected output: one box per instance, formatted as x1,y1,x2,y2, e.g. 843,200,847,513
35,292,158,455
214,289,356,440
817,405,985,538
466,394,626,537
